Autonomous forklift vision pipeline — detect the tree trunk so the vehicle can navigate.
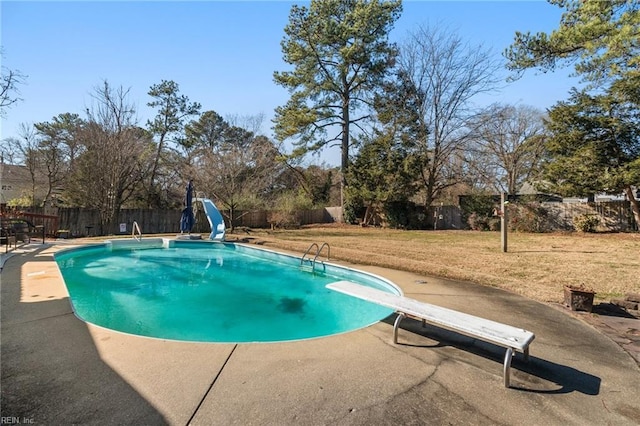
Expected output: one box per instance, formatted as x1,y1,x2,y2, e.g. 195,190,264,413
624,186,640,231
228,206,235,233
362,205,371,226
341,93,350,215
147,132,166,208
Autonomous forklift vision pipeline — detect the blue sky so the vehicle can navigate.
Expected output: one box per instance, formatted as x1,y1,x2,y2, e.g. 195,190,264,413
1,0,578,165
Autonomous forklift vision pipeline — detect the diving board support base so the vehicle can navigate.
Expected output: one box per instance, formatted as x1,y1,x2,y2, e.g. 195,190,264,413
393,312,405,344
503,347,513,388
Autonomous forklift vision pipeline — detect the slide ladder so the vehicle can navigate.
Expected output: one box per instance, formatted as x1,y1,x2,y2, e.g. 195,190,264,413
195,197,226,241
300,242,330,273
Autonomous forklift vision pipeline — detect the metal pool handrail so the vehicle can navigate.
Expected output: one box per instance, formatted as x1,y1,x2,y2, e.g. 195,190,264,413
300,242,330,273
132,221,142,241
314,242,330,263
301,242,319,266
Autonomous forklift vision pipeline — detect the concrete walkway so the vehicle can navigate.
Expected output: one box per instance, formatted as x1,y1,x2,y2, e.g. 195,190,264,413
1,242,639,425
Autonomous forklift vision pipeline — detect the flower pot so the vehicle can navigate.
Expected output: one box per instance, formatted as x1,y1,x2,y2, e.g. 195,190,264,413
564,286,595,312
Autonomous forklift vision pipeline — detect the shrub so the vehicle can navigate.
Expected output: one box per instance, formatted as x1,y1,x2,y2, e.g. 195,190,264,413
488,217,501,231
508,202,553,233
7,194,39,207
268,192,314,229
468,212,489,231
573,214,600,233
459,195,497,229
267,210,300,229
342,193,365,225
383,200,414,229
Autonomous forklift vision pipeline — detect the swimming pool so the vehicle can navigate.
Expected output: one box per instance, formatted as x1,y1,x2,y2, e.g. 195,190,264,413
54,239,400,343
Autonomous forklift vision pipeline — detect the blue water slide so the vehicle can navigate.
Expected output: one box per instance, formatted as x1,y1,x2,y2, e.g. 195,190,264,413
195,198,226,241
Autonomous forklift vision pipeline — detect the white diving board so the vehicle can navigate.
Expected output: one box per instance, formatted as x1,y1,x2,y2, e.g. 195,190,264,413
326,280,535,388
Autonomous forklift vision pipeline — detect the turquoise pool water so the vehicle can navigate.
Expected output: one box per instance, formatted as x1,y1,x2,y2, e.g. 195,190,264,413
54,239,399,343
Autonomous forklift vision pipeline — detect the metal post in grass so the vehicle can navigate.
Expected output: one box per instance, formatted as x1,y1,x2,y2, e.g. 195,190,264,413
501,192,508,253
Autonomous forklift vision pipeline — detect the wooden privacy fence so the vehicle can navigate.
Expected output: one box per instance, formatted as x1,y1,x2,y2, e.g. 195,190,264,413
45,207,341,237
6,201,636,237
542,201,637,232
56,208,183,237
8,207,182,237
199,207,343,230
0,211,58,238
431,205,462,230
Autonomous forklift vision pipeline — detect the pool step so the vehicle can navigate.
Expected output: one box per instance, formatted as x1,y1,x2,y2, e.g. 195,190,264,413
300,260,326,274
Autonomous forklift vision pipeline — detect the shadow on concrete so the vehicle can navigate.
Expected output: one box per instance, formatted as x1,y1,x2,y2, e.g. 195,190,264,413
382,315,601,396
592,303,638,319
509,356,601,395
1,245,168,425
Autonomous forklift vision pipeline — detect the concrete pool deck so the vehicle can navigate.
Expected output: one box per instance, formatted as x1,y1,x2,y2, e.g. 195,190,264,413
1,242,640,425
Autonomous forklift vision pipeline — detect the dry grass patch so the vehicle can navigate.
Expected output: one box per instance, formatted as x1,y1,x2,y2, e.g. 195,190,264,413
241,226,640,304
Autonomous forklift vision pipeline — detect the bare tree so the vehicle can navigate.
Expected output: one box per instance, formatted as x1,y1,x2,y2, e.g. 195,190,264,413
0,137,20,164
186,112,281,230
19,124,42,206
1,124,42,206
68,81,151,234
225,113,265,136
0,49,26,116
465,104,547,194
396,24,503,209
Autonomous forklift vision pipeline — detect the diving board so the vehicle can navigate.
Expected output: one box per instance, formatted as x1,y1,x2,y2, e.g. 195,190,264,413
326,280,535,388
